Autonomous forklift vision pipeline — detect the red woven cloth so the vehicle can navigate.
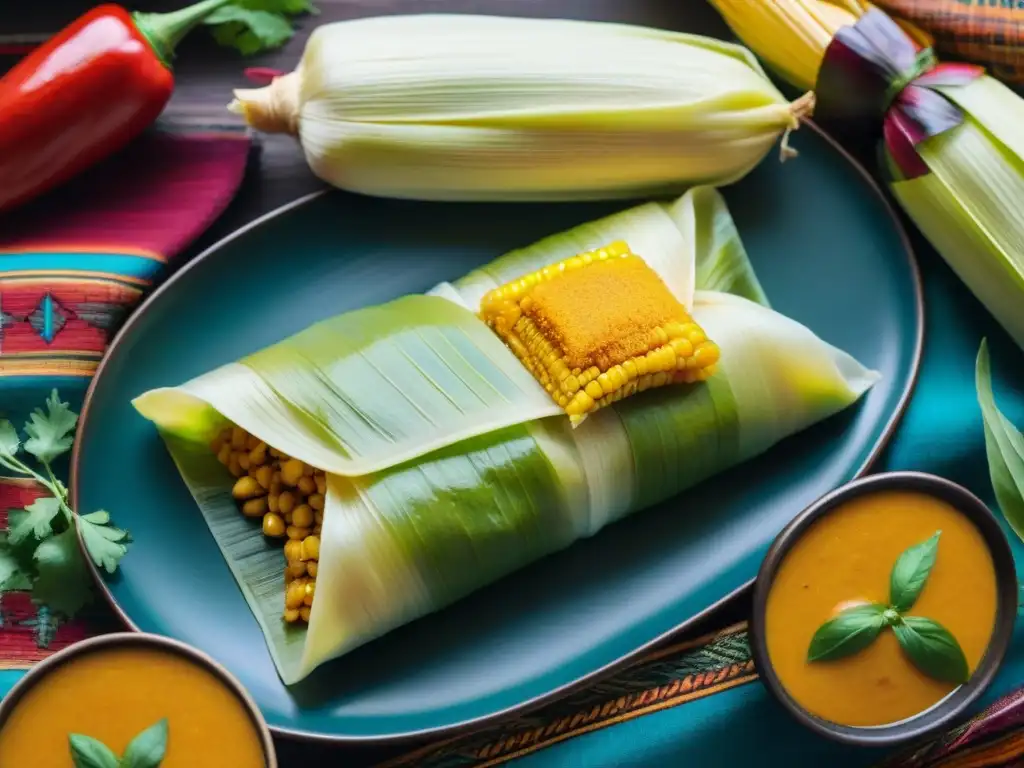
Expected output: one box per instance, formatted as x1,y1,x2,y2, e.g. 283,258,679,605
0,124,252,669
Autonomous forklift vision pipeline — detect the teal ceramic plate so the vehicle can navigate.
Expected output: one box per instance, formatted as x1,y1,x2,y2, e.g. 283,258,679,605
72,123,922,743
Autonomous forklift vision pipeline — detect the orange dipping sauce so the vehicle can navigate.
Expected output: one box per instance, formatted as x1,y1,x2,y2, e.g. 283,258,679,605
0,643,269,768
765,489,998,727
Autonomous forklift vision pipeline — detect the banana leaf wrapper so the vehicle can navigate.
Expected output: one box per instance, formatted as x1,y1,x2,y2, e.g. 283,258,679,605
135,187,880,684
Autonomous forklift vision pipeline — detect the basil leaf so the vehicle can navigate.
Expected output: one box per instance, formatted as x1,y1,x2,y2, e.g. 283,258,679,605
69,734,120,768
889,531,941,612
120,718,169,768
893,616,970,684
807,603,887,662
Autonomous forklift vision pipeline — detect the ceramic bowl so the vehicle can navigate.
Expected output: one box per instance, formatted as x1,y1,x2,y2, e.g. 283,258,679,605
0,632,278,766
750,471,1017,747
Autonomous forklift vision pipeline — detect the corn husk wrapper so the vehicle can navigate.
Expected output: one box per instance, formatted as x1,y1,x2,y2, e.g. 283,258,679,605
228,14,812,202
134,188,879,683
709,0,1024,351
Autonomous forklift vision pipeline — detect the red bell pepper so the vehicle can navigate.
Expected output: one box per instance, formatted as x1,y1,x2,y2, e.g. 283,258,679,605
0,0,300,214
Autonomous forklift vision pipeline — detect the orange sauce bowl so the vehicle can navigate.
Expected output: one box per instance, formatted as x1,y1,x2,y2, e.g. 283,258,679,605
750,471,1017,747
0,632,277,768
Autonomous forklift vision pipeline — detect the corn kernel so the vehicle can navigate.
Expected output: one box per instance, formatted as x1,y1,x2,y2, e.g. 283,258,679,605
281,459,304,487
248,442,267,466
303,581,316,606
254,465,274,490
285,579,306,610
300,535,320,561
292,504,314,528
299,606,312,622
307,562,318,578
284,608,301,623
231,427,247,449
284,540,302,562
297,476,316,496
262,512,286,537
308,493,325,511
242,497,267,517
287,525,310,541
232,476,263,500
278,491,296,515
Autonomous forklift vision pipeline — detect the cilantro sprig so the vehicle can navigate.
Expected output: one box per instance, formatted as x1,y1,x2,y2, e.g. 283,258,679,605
0,390,130,617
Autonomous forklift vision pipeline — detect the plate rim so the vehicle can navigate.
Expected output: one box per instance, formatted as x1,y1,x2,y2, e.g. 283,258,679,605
70,120,925,746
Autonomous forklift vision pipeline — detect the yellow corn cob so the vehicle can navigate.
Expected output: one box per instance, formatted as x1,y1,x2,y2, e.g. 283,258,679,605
229,14,814,202
479,241,720,425
709,0,1024,352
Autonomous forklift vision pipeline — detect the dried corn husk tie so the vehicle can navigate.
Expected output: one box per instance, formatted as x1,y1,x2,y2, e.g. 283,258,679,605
228,14,814,202
709,0,1024,351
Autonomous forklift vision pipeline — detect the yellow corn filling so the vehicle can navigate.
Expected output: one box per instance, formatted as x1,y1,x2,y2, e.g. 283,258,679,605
479,241,720,424
210,426,322,625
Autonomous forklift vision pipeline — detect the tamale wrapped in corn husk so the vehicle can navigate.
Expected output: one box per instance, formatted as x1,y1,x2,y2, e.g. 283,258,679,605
710,0,1024,352
228,14,813,202
134,188,879,684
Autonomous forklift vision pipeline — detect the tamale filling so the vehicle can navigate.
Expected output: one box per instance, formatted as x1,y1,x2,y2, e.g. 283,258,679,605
479,241,721,425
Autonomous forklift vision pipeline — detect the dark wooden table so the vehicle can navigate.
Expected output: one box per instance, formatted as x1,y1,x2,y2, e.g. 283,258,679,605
1,2,749,764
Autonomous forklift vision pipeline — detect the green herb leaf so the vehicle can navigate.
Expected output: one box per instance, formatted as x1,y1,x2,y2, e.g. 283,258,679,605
205,8,293,55
232,0,317,14
7,497,62,546
976,339,1024,543
34,529,93,616
120,718,169,768
23,389,78,465
204,0,314,56
78,516,129,575
82,510,110,524
0,535,30,591
889,531,941,612
68,733,120,768
0,419,20,458
893,615,970,684
807,603,887,662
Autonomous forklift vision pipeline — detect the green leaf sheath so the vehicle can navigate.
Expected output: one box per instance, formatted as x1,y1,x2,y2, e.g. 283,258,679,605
68,734,120,768
351,423,580,610
33,529,93,617
676,187,769,307
889,531,941,613
617,375,740,512
976,340,1024,543
7,497,61,546
135,295,560,478
23,389,77,465
807,604,887,663
893,615,971,685
120,718,169,768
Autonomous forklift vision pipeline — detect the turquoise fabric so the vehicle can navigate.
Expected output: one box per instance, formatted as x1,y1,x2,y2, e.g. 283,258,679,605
507,241,1024,767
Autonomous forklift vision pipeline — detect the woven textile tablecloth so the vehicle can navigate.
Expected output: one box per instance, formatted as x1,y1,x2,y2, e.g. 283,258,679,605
2,128,1024,768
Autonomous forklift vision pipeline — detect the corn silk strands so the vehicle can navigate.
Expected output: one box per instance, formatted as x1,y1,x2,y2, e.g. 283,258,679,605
134,187,878,684
230,14,814,202
708,0,1024,354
